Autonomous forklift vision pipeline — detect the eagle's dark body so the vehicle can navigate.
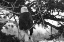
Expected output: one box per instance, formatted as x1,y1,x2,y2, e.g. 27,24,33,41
19,12,33,35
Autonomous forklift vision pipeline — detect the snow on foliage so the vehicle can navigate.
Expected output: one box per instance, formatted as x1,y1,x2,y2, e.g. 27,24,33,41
1,22,18,35
1,22,30,41
1,10,9,14
32,24,58,40
45,19,61,27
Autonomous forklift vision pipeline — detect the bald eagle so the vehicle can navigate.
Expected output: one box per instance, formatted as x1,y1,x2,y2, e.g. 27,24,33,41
19,6,33,36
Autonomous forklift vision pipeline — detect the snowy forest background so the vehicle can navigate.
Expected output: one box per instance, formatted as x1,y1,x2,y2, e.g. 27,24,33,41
0,0,64,42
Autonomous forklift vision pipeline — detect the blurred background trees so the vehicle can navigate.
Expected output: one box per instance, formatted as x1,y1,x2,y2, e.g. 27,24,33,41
0,0,64,41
